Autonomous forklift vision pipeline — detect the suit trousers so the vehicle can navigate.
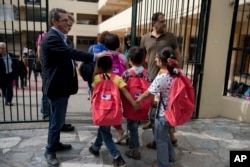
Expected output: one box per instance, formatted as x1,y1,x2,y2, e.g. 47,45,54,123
2,72,15,103
46,96,69,153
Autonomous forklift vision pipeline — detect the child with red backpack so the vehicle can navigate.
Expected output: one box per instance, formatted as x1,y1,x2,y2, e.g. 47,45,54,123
104,33,128,142
136,47,180,167
121,46,152,160
90,55,140,167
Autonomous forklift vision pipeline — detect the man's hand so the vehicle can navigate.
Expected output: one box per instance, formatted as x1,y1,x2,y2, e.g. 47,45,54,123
95,51,109,60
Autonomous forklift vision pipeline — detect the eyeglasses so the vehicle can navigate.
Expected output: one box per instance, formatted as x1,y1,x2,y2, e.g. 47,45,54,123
158,20,166,24
58,18,68,23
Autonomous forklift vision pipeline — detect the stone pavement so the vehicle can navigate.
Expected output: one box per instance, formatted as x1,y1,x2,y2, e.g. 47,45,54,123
1,88,250,167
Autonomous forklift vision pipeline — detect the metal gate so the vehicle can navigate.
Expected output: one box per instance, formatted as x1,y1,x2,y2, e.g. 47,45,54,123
131,0,211,118
0,0,49,123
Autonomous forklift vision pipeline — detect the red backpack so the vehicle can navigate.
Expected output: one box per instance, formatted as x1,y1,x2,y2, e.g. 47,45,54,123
160,70,195,126
122,69,153,120
91,73,122,126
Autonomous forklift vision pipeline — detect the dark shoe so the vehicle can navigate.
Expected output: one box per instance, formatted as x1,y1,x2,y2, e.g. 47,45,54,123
89,146,100,157
113,155,126,167
146,141,156,149
142,122,153,130
44,152,59,167
65,123,72,127
125,149,141,160
170,158,180,164
172,139,178,147
5,102,13,106
61,124,75,132
57,143,72,151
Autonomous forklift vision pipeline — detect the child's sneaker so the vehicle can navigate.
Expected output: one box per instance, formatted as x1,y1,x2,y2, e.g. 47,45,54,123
125,148,141,160
113,155,126,167
89,146,100,157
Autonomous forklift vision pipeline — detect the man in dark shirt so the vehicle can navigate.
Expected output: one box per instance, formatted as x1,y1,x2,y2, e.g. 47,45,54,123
0,42,18,106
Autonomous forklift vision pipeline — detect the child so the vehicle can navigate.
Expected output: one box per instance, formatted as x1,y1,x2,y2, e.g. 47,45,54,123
85,31,110,100
122,46,151,160
89,55,140,167
135,47,179,166
104,33,128,142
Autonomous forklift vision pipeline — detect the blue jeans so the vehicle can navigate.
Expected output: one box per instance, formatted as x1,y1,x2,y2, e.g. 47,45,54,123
46,96,69,153
127,119,139,149
91,126,121,159
155,116,176,167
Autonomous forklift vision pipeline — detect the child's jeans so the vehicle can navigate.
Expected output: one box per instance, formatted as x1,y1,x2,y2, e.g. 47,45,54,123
91,126,121,159
155,116,176,167
127,119,140,148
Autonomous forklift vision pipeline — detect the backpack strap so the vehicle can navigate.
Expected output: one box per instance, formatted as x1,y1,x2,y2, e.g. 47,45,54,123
129,68,147,78
156,93,166,118
100,73,110,80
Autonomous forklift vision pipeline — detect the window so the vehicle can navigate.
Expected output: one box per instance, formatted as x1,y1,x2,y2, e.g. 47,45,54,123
77,36,96,46
0,33,21,43
77,14,97,25
25,7,46,22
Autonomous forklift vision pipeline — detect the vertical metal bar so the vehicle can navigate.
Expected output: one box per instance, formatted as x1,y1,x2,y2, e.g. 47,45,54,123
194,0,211,118
178,0,185,61
131,0,138,46
143,0,148,35
137,0,142,43
17,0,23,121
223,0,240,95
173,0,177,34
46,0,49,32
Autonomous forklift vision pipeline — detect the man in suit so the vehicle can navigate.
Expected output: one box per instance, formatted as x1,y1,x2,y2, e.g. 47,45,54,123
42,8,94,166
0,42,18,106
60,13,76,132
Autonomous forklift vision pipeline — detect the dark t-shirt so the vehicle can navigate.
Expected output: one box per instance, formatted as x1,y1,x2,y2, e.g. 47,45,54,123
140,32,179,80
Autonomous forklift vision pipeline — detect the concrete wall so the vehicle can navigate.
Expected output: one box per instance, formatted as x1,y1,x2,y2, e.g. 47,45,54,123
199,0,250,123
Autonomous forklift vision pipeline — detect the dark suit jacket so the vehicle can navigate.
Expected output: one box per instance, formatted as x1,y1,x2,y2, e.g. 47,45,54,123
41,28,93,98
0,52,18,88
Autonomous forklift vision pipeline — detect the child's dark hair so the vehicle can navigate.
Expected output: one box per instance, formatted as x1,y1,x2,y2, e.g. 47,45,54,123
98,31,109,44
97,56,113,73
157,47,178,76
124,32,131,50
104,33,120,50
128,46,144,65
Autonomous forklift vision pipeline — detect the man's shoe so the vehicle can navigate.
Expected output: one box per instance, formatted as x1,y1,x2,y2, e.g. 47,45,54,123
44,152,59,167
5,102,13,106
57,143,72,151
113,155,126,167
89,146,100,157
61,124,75,132
64,123,72,127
